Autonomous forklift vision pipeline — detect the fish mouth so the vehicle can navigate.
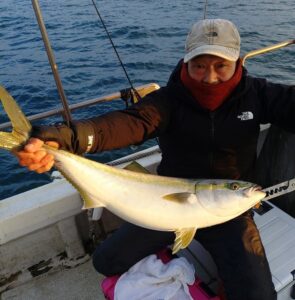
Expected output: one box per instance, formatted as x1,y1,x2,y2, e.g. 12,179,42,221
244,185,265,198
253,185,262,191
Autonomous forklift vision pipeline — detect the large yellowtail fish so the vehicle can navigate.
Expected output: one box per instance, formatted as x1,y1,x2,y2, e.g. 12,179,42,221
0,86,266,253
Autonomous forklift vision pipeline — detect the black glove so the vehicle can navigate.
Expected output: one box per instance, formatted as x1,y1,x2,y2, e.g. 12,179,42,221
31,123,76,152
31,120,97,154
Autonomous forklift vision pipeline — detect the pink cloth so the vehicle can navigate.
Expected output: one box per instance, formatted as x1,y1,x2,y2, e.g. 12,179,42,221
100,249,220,300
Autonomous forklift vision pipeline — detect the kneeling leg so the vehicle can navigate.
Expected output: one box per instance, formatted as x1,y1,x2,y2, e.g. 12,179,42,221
92,222,175,276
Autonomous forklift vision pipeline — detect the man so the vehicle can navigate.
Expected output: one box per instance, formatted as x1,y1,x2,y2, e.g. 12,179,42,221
17,18,295,299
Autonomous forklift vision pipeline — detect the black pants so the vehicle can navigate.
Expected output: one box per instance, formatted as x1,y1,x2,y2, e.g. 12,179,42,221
93,212,276,300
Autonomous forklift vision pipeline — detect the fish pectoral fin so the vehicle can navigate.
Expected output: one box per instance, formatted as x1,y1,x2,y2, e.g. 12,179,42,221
162,192,195,203
80,190,106,209
172,228,197,254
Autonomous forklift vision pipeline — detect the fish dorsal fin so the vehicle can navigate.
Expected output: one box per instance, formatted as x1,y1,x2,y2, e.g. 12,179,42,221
163,192,195,203
172,228,197,254
123,161,150,174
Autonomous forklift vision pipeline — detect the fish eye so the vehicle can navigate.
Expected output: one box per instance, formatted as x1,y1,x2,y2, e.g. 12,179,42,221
229,182,240,190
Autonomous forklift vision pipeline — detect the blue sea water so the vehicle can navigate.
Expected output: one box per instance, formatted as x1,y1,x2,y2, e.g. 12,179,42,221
0,0,294,200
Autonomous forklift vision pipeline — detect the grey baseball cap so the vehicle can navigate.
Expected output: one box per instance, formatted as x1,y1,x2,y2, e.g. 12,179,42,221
184,19,240,63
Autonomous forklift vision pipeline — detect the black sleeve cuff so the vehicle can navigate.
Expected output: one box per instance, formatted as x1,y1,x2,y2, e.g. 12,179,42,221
31,120,97,155
31,124,76,152
71,120,96,154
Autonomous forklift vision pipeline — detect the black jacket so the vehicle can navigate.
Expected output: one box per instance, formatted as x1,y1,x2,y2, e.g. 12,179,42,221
33,61,295,181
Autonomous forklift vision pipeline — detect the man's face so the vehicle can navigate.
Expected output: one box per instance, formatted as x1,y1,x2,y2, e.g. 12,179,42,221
187,55,236,84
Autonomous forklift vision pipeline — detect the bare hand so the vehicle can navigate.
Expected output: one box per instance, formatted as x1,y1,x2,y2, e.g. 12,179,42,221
15,138,59,173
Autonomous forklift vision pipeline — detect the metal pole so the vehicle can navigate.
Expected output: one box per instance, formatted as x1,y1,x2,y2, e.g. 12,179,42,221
203,0,208,19
242,39,295,66
31,0,72,126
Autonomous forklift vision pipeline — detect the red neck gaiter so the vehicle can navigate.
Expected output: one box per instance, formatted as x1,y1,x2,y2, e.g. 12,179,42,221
180,59,243,111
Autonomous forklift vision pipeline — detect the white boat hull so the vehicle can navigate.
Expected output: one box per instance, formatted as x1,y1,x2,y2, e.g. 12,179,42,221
1,139,294,299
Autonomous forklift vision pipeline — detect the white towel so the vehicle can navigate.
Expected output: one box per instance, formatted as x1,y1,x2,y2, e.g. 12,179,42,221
114,254,195,300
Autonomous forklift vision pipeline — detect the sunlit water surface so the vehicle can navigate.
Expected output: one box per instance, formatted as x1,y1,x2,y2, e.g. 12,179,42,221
0,0,294,199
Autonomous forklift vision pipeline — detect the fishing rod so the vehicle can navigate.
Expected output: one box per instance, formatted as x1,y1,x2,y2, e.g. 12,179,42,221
31,0,73,127
90,0,142,103
89,0,161,152
203,0,208,19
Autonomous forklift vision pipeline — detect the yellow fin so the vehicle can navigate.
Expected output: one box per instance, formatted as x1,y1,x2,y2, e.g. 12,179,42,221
0,86,31,150
172,228,197,254
55,167,105,209
123,161,150,174
163,192,193,203
80,190,106,209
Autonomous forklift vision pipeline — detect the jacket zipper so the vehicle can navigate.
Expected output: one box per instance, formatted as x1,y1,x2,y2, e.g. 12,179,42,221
209,112,215,175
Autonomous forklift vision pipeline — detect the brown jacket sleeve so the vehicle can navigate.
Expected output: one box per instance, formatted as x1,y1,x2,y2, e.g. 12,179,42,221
31,89,171,154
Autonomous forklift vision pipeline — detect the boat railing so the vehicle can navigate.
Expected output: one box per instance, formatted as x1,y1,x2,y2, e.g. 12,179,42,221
0,83,160,130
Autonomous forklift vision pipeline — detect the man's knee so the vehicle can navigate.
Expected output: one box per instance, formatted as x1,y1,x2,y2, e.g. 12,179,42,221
92,246,115,276
246,285,277,300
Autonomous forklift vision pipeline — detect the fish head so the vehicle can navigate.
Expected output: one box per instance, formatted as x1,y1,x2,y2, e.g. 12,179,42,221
197,180,266,218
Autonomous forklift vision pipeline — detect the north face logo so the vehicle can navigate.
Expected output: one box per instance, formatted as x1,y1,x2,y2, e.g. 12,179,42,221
237,111,254,121
206,31,218,38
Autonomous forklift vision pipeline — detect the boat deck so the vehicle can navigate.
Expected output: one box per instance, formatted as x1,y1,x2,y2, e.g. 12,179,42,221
1,259,105,300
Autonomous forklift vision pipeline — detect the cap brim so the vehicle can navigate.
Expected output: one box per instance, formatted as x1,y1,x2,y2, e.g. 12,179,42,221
184,45,239,63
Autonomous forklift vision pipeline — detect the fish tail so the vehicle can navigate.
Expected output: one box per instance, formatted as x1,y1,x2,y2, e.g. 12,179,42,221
0,86,31,151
